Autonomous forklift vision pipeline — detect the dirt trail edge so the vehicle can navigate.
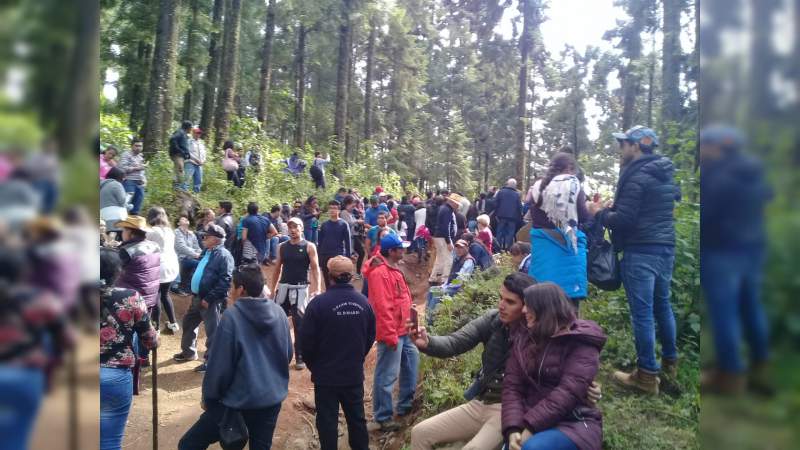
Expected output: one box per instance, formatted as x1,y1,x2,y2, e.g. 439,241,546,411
124,252,429,449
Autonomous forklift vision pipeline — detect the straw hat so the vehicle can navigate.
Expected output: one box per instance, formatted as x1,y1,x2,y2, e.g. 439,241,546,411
113,215,152,233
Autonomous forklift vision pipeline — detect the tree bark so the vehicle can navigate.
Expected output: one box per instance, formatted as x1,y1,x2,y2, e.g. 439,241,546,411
129,41,151,131
363,16,377,141
57,0,99,155
661,0,682,126
621,14,644,131
345,28,357,164
142,0,180,155
257,0,276,128
515,0,533,183
181,0,200,121
199,0,224,135
294,24,307,149
334,0,352,157
213,0,243,149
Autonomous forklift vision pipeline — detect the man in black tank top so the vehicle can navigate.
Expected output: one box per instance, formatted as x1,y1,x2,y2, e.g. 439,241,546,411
271,217,322,370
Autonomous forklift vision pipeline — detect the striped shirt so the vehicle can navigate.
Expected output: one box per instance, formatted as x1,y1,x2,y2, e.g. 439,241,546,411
118,150,146,184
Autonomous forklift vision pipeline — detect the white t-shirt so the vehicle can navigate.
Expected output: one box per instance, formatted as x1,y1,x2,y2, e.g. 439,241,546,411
147,226,180,283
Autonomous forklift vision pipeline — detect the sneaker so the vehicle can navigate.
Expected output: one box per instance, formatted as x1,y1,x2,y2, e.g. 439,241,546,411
377,419,400,432
167,322,180,333
193,363,207,373
354,274,362,281
173,352,198,362
294,361,306,370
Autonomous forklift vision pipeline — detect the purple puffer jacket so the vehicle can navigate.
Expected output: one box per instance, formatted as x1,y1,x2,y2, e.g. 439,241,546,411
502,319,606,450
117,238,162,308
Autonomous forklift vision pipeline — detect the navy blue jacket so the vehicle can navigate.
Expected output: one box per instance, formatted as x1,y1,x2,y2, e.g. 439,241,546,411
598,154,680,250
197,244,234,303
434,203,456,243
317,218,352,257
701,151,772,251
203,298,292,409
169,129,190,158
493,186,522,221
469,242,493,271
300,283,376,386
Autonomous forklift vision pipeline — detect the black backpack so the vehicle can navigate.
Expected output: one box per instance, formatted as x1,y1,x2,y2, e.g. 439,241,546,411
248,151,261,167
309,163,323,180
585,219,621,291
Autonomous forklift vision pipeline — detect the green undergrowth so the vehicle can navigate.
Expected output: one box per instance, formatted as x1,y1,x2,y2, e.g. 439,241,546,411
413,204,700,449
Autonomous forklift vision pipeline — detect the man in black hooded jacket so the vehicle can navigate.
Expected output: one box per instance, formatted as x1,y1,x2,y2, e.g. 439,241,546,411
589,125,681,396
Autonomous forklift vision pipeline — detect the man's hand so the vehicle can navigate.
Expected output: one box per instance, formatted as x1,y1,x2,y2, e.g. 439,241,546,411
383,341,397,352
200,299,209,309
447,243,454,252
406,323,429,349
604,199,614,208
587,381,602,407
587,202,602,217
508,432,522,450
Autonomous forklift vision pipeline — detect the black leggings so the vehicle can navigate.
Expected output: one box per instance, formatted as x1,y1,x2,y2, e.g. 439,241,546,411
158,282,177,324
353,237,366,274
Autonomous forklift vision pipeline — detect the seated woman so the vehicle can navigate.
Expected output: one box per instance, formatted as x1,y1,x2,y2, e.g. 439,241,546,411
502,282,606,450
527,151,589,308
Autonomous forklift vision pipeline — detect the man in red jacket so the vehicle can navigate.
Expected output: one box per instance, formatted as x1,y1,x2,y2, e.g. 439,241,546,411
363,233,418,431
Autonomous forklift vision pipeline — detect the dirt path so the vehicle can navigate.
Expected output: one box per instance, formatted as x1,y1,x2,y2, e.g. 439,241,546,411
124,252,429,449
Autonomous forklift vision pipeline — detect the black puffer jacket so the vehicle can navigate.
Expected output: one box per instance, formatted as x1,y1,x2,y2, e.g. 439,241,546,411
598,154,680,250
422,309,509,403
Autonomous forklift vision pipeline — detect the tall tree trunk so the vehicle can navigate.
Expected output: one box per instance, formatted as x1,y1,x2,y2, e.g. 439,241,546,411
647,37,656,128
363,16,377,141
181,0,200,121
294,24,307,149
57,0,99,155
129,41,151,131
142,0,180,155
661,0,682,127
334,0,352,157
345,30,357,165
213,0,243,149
199,0,224,135
621,16,644,131
161,4,181,139
749,0,778,120
515,0,533,183
257,0,276,128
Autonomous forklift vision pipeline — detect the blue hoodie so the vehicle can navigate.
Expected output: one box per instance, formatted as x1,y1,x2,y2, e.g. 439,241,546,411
202,298,293,409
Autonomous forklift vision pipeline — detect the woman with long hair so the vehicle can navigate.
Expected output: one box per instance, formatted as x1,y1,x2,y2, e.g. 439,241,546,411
300,195,320,243
502,283,606,450
146,207,180,332
222,140,243,187
525,150,589,307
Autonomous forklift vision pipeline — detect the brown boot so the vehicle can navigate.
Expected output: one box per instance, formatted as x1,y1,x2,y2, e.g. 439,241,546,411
748,362,775,397
700,369,746,395
660,358,681,396
613,367,660,395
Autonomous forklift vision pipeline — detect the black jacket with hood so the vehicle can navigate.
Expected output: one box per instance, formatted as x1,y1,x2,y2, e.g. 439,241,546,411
597,154,680,250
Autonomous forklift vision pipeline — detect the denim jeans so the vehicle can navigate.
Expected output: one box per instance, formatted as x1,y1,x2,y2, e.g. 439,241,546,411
122,180,145,215
701,248,769,373
520,429,577,450
496,218,516,252
179,257,199,291
373,335,419,422
100,367,133,450
0,367,44,450
314,384,369,450
184,162,203,193
426,284,462,319
266,235,289,261
178,400,281,450
620,249,678,372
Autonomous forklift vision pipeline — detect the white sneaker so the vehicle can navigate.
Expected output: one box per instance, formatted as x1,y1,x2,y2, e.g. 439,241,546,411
167,322,180,333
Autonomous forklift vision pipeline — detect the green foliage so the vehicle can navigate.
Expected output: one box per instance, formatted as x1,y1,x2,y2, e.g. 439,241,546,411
416,206,700,449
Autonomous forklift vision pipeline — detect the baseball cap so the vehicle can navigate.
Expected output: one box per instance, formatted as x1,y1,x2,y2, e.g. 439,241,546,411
380,233,410,251
200,223,226,239
327,255,354,276
612,125,659,148
455,239,468,248
287,217,304,230
698,124,744,149
369,195,379,203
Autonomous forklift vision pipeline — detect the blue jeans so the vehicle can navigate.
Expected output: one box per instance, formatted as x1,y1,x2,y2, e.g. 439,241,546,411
496,218,516,252
373,335,419,422
521,429,577,450
100,367,133,450
122,180,145,215
184,162,203,193
620,250,678,372
702,249,769,373
0,367,44,450
266,235,289,261
467,220,477,233
304,228,318,244
179,400,281,450
426,284,462,319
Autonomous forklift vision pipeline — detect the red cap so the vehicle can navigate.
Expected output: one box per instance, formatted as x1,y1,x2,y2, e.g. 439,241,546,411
192,127,203,134
375,186,384,193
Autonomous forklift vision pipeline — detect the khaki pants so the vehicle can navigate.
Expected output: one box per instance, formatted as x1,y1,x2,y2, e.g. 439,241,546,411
410,399,502,450
171,154,185,185
429,237,453,283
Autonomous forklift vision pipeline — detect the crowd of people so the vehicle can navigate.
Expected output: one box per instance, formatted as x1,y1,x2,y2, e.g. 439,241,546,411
91,123,762,450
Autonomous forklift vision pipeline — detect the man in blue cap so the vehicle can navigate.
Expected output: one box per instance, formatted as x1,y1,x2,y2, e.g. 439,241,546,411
698,124,773,395
362,233,418,432
588,125,681,395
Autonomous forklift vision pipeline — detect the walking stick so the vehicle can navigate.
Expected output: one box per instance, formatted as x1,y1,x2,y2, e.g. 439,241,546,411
68,345,78,450
152,346,159,450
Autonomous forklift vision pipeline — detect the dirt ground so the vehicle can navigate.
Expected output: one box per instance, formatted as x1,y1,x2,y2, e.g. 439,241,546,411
123,251,431,450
